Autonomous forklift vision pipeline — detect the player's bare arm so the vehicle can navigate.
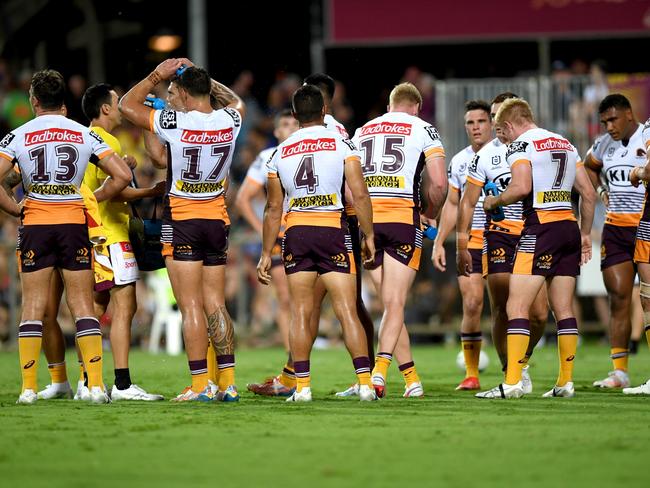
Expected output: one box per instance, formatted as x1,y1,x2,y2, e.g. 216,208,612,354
235,179,265,235
423,155,448,219
574,164,597,264
583,150,608,206
113,180,166,202
344,155,375,265
484,162,531,210
0,161,21,217
630,152,650,187
93,153,133,203
432,188,460,272
257,176,284,285
456,182,481,276
119,58,185,130
143,129,167,169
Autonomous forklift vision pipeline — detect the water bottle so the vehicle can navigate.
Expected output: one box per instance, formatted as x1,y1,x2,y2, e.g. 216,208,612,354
484,181,505,222
176,64,187,77
144,97,166,110
423,225,438,240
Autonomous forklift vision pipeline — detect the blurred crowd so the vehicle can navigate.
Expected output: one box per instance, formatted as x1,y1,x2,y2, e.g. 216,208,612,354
0,57,633,349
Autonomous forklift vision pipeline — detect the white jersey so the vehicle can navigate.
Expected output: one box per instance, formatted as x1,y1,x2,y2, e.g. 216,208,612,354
246,147,276,187
448,145,485,248
467,137,523,235
352,111,444,224
150,107,241,220
589,123,646,227
324,114,349,138
0,114,112,225
505,127,581,225
266,125,360,229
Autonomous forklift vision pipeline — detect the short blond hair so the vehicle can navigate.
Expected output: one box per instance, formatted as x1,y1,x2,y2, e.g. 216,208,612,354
389,82,422,107
495,98,535,126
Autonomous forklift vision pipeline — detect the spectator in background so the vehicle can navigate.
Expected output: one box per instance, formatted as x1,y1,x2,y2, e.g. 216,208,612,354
2,69,32,129
64,74,87,124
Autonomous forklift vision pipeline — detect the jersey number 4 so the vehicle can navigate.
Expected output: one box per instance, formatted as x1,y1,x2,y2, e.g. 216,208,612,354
359,136,405,174
294,155,319,194
181,145,231,182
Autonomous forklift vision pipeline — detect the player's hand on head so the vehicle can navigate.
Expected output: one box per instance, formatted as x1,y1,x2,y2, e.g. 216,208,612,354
456,249,472,276
256,255,272,285
155,59,184,80
176,58,195,68
432,243,446,272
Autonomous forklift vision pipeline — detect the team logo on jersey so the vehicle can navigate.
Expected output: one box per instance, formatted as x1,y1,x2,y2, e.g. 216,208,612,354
24,128,83,146
364,175,405,188
491,156,501,166
459,162,467,174
180,128,233,144
424,126,440,141
224,108,241,128
159,110,177,129
533,137,572,152
506,141,529,159
281,138,336,158
358,122,412,137
89,131,105,144
536,190,571,204
607,146,616,158
0,132,15,148
289,194,337,209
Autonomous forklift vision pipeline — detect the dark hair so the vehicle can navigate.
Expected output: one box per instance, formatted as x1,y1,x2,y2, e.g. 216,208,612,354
274,108,294,125
82,83,113,120
598,93,631,114
303,73,335,101
30,69,65,110
465,99,491,115
175,66,211,97
292,84,324,124
491,92,519,105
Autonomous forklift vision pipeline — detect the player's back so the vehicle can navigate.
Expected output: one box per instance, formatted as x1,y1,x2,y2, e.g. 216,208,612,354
508,127,580,225
0,114,112,225
151,107,241,221
267,125,358,229
353,111,444,223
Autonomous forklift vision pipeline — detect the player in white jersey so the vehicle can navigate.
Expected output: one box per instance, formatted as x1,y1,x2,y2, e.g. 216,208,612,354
457,93,548,390
477,98,595,399
352,82,447,398
0,69,132,404
119,58,245,402
257,84,376,402
626,116,650,394
583,94,646,388
432,100,492,390
236,109,301,397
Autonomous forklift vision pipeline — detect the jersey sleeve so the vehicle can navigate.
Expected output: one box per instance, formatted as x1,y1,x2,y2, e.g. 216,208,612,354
246,152,267,186
223,107,242,139
588,134,606,164
151,109,180,141
421,124,445,159
643,118,650,149
88,130,114,164
448,156,461,192
505,140,531,169
466,153,486,187
341,137,361,163
0,131,18,164
265,149,280,179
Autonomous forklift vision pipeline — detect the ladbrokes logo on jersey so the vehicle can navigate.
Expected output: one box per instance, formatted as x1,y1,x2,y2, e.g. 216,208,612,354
24,128,83,146
358,122,412,137
180,128,233,144
533,137,572,152
281,138,336,158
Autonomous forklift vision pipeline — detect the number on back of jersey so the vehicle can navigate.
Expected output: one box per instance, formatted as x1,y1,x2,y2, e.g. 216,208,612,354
294,155,318,194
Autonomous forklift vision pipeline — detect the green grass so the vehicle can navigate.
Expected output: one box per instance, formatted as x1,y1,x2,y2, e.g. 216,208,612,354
0,343,649,488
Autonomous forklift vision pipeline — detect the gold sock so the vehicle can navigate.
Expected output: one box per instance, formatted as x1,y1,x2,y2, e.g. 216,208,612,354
461,332,482,378
353,356,372,387
372,352,392,379
557,318,579,386
645,325,650,350
293,360,310,392
398,361,420,387
505,319,530,385
18,321,43,392
610,347,628,372
207,341,218,384
279,364,296,388
216,354,235,390
189,359,209,392
48,361,67,383
75,318,104,389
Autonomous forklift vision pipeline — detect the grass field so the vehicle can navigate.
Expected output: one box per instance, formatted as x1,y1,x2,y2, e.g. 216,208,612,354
0,342,649,488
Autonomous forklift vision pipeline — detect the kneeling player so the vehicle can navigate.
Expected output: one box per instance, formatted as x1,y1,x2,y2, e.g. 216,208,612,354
477,98,595,399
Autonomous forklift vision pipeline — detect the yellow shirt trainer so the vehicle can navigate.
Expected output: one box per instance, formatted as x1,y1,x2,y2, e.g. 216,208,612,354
83,126,131,245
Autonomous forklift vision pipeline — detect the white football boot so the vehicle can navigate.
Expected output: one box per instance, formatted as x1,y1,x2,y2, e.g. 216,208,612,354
475,382,525,399
521,365,533,394
359,385,378,401
593,370,630,388
89,386,111,404
403,382,424,398
37,381,73,400
371,373,386,398
286,387,312,402
74,381,90,401
110,384,164,401
623,379,650,395
335,384,360,397
542,382,575,398
16,389,38,405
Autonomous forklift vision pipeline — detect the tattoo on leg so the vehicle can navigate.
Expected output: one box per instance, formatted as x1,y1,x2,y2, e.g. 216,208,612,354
207,306,234,355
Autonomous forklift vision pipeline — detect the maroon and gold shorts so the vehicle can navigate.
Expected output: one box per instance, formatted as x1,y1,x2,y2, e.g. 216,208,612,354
601,224,636,270
634,220,650,264
513,220,581,277
18,224,91,273
485,231,520,275
371,223,422,271
162,218,228,266
271,237,284,268
282,225,355,275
